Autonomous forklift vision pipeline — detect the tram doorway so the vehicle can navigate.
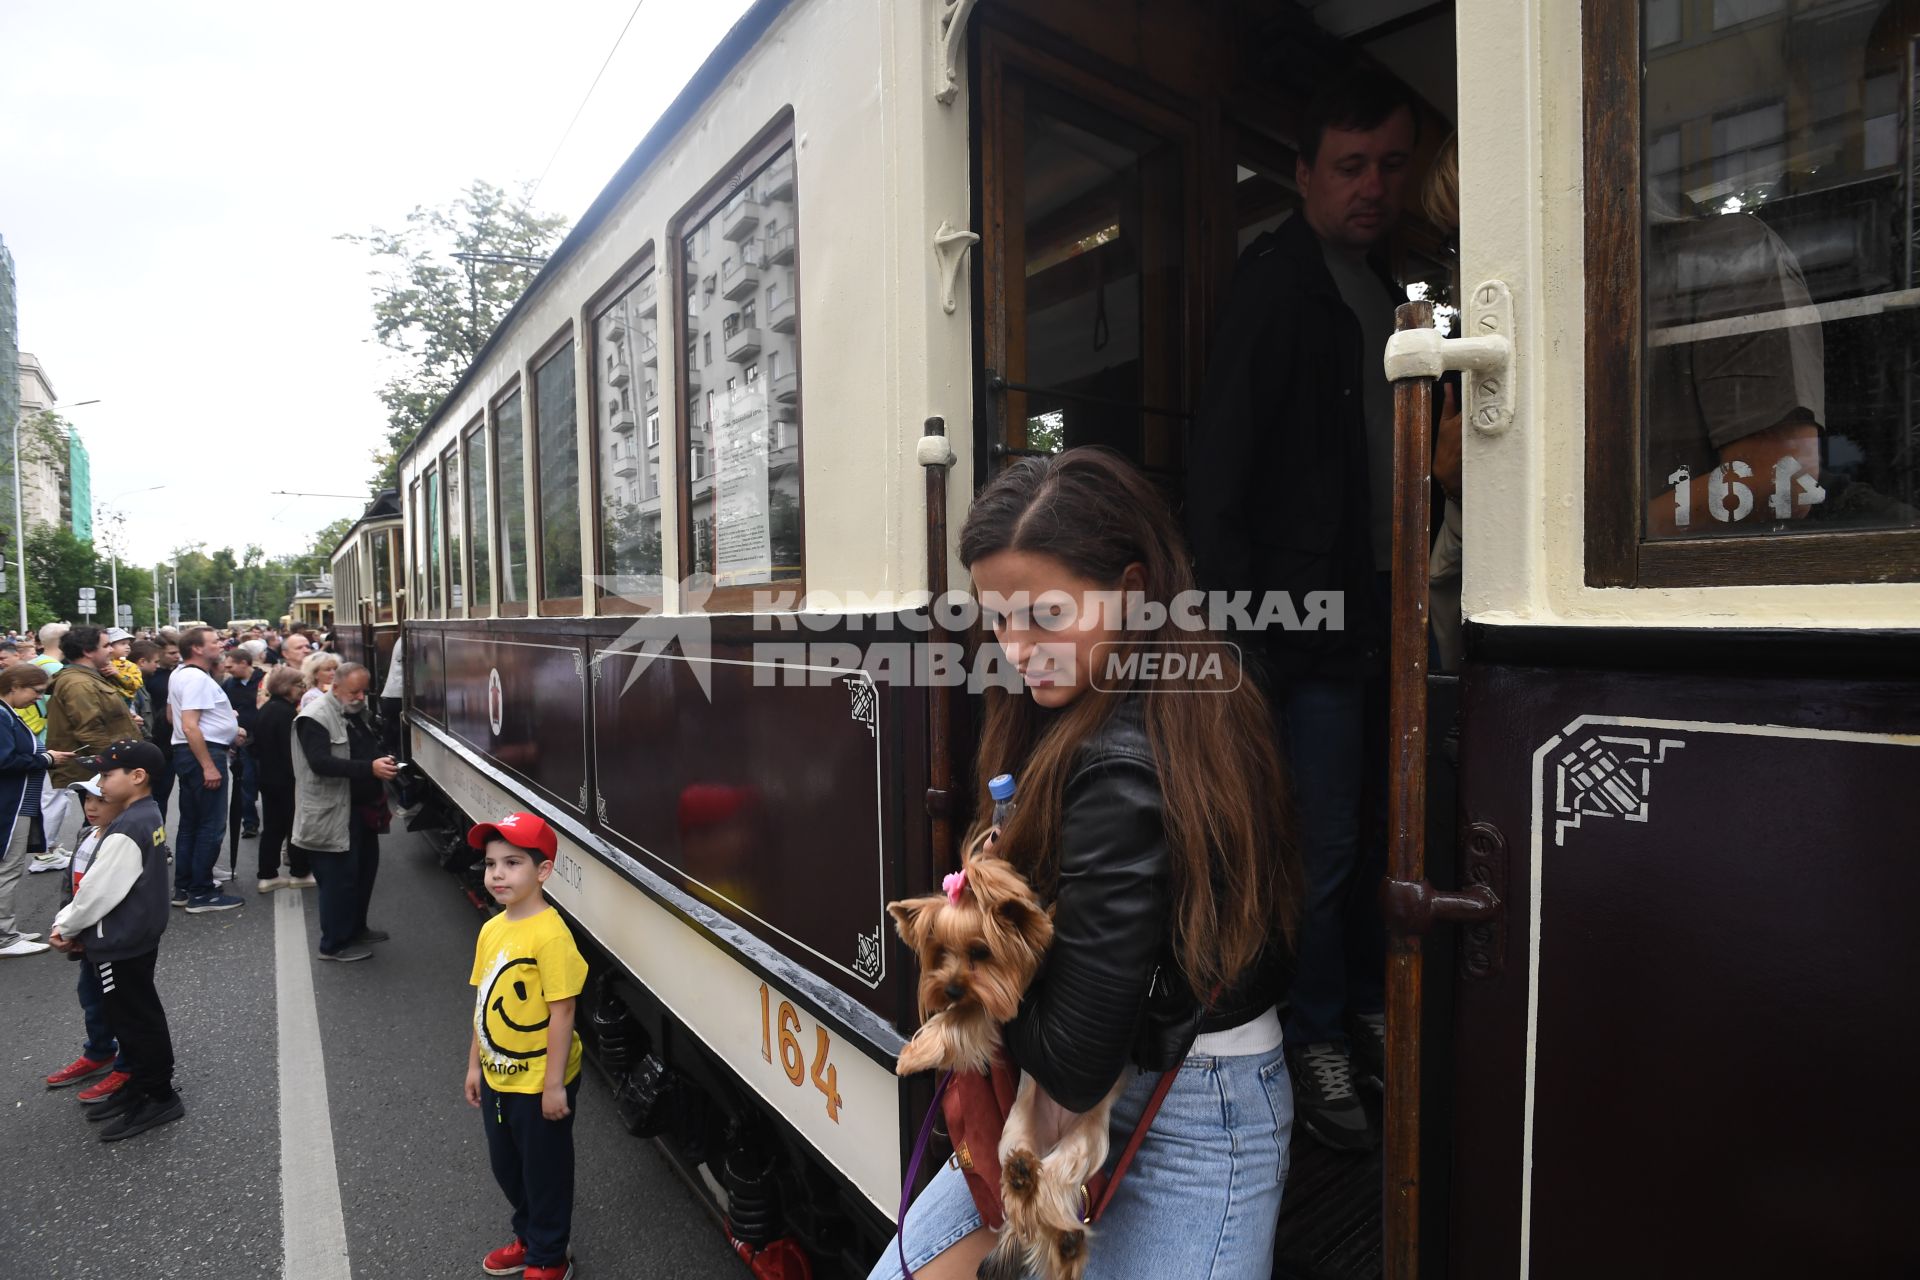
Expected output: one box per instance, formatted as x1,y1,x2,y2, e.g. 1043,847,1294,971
969,5,1460,1279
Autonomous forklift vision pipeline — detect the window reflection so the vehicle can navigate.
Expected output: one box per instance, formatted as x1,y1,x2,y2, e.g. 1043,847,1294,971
681,143,803,590
595,270,663,603
371,529,392,622
1643,1,1920,538
465,421,490,612
442,443,463,613
426,467,442,615
496,390,529,608
534,344,582,601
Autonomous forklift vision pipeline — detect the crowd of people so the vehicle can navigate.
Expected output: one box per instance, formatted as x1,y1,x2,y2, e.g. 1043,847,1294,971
0,618,415,1139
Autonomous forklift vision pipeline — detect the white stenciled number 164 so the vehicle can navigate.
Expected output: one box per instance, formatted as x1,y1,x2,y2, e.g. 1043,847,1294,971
1668,456,1827,528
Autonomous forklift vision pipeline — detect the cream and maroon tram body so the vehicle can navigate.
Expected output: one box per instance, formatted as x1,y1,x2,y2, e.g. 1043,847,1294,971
389,1,1920,1277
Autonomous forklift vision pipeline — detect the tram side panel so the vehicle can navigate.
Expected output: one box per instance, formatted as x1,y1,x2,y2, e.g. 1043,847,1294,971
401,614,933,1236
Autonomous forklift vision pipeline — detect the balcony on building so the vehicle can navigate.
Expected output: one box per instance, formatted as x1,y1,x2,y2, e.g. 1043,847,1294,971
606,352,630,389
644,381,659,410
724,326,763,363
769,294,797,333
615,458,638,479
639,332,658,366
761,154,795,202
637,276,657,317
765,226,796,265
722,256,760,301
722,196,764,241
772,371,799,405
610,402,637,435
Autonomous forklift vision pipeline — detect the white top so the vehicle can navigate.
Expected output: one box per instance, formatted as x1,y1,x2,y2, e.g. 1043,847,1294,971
169,664,239,747
381,639,404,699
299,687,327,712
1189,1005,1284,1058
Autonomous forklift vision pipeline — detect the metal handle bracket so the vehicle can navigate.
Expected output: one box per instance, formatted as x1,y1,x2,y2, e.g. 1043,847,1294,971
1382,278,1516,435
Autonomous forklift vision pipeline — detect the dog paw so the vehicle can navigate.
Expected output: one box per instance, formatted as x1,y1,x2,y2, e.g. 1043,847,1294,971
1002,1147,1040,1200
895,1031,941,1076
1053,1228,1089,1280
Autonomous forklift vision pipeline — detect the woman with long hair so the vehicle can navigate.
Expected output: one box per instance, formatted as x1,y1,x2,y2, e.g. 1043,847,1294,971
252,664,314,893
872,448,1301,1280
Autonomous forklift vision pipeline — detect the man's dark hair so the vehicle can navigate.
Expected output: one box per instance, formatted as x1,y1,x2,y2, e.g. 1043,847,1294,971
61,625,105,662
1299,66,1419,166
180,625,215,659
0,640,16,655
129,639,161,663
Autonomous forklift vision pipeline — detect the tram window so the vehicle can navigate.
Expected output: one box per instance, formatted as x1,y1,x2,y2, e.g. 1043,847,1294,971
982,55,1191,485
426,464,443,616
532,338,583,609
464,419,491,613
494,386,530,615
371,528,392,623
441,441,464,615
592,262,664,611
1589,1,1920,584
675,132,805,601
408,478,424,615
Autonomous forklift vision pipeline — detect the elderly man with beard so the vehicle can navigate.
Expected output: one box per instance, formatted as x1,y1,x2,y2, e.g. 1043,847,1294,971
291,663,399,963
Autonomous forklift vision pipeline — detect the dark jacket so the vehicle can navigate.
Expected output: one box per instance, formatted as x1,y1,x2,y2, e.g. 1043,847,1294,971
1002,699,1283,1112
251,695,297,796
146,665,173,746
54,796,171,963
223,670,264,736
0,704,55,851
46,663,141,788
1185,213,1389,684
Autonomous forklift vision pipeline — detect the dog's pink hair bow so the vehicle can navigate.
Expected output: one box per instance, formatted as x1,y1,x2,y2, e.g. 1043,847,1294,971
942,869,967,904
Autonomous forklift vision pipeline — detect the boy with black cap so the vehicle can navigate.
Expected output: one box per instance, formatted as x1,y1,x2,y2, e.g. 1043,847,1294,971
463,811,584,1280
48,738,184,1141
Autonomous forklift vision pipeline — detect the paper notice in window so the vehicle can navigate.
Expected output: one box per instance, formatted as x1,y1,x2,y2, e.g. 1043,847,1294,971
715,401,773,586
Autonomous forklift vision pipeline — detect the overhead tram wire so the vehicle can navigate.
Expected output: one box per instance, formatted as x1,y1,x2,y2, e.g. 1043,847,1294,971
523,0,650,214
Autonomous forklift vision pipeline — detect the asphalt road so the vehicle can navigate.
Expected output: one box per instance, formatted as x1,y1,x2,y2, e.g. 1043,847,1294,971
0,802,744,1280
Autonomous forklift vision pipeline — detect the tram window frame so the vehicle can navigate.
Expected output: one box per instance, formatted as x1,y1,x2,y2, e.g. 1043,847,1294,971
463,415,493,616
408,477,427,619
371,526,393,624
440,439,464,618
586,246,664,616
491,380,531,619
425,462,444,617
668,111,808,613
528,324,585,616
1583,2,1920,587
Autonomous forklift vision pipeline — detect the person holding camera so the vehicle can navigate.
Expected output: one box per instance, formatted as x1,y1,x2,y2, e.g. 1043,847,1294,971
290,662,399,963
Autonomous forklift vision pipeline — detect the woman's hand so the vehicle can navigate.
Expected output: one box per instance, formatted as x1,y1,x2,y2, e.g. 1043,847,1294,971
47,749,76,765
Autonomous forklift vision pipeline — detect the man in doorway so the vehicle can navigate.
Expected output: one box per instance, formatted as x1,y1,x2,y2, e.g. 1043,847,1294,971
1187,67,1419,1152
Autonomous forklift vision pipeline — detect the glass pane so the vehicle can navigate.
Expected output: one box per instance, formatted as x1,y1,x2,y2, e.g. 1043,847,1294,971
594,270,664,600
681,143,803,590
441,444,463,614
465,424,491,612
409,480,424,612
1016,84,1184,471
372,529,392,622
1642,5,1920,540
535,343,582,600
426,467,443,615
497,390,529,606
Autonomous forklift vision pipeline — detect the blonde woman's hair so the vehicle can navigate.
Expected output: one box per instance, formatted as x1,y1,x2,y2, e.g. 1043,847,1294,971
1422,132,1459,234
301,652,341,684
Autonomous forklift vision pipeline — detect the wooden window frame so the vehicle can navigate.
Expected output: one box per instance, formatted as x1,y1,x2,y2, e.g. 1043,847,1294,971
586,247,663,616
462,415,494,618
528,324,585,617
439,439,465,619
424,462,445,618
491,379,530,618
669,111,808,614
1583,1,1920,587
371,526,394,625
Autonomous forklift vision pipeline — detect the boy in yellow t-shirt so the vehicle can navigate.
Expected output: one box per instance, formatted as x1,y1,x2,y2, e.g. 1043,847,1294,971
463,812,587,1280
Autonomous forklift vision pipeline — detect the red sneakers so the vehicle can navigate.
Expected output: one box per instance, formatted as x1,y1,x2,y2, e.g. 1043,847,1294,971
481,1239,527,1275
524,1266,573,1280
45,1055,113,1089
76,1070,133,1104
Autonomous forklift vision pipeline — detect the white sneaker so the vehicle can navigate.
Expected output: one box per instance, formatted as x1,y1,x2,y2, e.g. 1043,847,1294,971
257,877,287,894
0,936,50,957
29,849,71,873
211,864,232,886
285,875,317,889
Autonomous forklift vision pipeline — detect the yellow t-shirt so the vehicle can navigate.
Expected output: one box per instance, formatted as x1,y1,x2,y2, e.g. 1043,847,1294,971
469,905,587,1094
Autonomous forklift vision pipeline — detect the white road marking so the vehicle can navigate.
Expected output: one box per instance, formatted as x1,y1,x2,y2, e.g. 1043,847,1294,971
276,888,352,1280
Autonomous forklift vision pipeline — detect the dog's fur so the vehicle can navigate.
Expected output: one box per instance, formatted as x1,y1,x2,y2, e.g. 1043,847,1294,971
888,846,1126,1280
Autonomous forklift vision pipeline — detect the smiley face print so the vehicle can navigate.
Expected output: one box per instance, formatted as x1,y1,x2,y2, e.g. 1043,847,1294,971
475,949,551,1070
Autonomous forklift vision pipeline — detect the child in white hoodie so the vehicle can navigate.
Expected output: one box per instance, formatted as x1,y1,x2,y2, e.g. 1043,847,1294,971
41,776,131,1102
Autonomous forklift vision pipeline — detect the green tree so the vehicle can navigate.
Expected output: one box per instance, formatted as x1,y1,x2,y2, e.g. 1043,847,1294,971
339,180,569,492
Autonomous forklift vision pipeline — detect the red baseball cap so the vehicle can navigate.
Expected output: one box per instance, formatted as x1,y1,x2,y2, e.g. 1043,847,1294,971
467,811,559,861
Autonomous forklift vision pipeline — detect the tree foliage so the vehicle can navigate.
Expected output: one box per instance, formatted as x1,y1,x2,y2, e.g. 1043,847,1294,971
339,180,569,492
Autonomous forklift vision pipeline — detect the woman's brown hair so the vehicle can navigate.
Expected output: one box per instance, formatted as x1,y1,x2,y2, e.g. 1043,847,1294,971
957,447,1299,995
264,664,306,700
0,664,51,696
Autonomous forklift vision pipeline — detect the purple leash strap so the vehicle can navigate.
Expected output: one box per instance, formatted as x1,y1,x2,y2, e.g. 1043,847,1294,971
896,1069,953,1280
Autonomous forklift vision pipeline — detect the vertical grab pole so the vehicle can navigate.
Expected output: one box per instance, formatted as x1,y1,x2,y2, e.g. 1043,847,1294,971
921,416,956,869
1384,298,1436,1280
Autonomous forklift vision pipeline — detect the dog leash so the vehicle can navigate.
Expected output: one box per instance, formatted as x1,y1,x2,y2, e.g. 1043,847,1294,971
897,1069,953,1280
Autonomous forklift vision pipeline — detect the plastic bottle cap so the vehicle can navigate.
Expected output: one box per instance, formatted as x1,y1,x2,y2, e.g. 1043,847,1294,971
988,773,1016,801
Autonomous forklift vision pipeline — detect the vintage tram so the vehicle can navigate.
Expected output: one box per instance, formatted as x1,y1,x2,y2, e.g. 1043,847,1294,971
329,488,405,693
380,1,1919,1277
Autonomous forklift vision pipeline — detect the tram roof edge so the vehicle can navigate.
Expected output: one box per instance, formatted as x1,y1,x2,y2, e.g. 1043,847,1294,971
394,0,799,472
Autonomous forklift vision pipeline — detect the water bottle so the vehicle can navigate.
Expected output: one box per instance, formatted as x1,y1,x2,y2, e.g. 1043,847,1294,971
989,773,1017,829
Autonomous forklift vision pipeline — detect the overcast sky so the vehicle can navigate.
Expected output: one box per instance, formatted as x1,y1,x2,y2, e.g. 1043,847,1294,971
1,0,752,569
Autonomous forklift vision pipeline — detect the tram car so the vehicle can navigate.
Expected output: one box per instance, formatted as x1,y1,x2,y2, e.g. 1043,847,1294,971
388,1,1919,1277
328,488,405,692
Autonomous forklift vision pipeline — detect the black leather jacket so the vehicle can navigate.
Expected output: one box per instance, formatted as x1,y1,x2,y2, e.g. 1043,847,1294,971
1002,699,1285,1112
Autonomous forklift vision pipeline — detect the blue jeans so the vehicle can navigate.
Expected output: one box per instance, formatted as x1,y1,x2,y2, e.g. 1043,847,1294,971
231,745,259,831
483,1077,581,1267
77,958,127,1070
1277,672,1388,1047
871,1046,1294,1279
172,743,230,898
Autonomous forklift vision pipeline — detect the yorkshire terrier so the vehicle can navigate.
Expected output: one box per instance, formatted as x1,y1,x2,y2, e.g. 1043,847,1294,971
888,844,1128,1280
